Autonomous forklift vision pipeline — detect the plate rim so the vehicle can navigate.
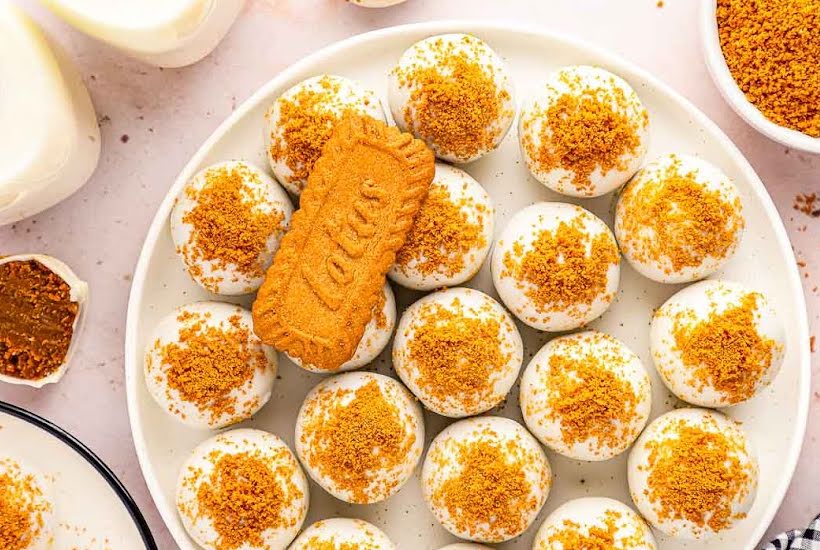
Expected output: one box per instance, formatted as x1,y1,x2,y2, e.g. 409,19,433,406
124,20,811,549
0,399,158,549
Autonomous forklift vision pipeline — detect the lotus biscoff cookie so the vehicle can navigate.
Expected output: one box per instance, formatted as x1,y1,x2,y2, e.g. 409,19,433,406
252,114,435,372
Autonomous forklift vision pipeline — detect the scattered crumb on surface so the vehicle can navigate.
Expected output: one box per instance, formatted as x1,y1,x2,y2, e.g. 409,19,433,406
794,192,819,217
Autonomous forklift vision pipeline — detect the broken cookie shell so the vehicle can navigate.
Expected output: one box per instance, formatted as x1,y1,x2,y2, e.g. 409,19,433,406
0,254,88,388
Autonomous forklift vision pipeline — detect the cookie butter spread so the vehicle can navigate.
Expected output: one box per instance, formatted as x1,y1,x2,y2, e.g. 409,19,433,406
0,256,87,386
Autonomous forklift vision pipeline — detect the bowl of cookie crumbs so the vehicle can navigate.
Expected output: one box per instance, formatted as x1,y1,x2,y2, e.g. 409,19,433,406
701,0,820,153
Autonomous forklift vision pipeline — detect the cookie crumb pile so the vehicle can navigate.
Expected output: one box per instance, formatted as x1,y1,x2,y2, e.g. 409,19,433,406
717,0,820,136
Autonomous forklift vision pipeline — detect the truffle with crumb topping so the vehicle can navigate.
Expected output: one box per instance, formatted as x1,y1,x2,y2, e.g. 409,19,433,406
651,280,785,407
421,416,551,543
295,372,424,504
628,408,758,540
288,518,396,550
144,301,277,429
491,202,620,331
393,287,522,418
0,457,55,550
614,153,744,284
520,65,649,198
176,429,309,550
389,163,494,290
533,497,656,550
265,75,385,195
520,331,652,461
170,160,293,296
388,33,515,163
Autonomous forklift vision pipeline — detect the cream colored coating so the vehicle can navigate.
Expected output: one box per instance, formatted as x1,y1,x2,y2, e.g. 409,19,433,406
392,287,523,418
650,279,785,407
295,372,424,504
143,301,277,429
176,428,309,550
520,331,652,461
627,408,758,540
519,65,649,198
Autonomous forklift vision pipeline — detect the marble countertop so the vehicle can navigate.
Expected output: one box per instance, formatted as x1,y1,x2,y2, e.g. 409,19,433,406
2,0,818,547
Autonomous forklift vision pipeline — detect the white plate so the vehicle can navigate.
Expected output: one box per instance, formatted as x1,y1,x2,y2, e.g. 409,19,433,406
125,21,811,550
0,401,156,549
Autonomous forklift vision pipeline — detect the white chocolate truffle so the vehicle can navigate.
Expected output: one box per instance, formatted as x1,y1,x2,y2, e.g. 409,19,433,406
421,416,551,543
628,409,758,540
393,287,523,418
520,65,649,198
295,372,424,504
289,283,396,373
388,33,515,163
289,518,396,549
176,429,309,550
144,301,277,429
0,254,88,388
491,202,620,331
170,160,293,295
0,456,55,550
651,280,785,407
437,545,493,550
0,2,100,227
265,75,385,194
389,163,494,290
533,497,656,549
520,331,652,461
614,153,744,284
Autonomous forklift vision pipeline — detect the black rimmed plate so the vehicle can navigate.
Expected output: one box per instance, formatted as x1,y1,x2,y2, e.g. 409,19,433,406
0,400,157,549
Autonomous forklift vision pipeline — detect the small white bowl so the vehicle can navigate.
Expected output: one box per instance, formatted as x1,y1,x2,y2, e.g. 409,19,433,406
700,0,820,153
39,0,245,68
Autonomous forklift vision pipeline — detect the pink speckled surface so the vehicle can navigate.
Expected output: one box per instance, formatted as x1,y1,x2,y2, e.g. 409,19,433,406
1,0,817,547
